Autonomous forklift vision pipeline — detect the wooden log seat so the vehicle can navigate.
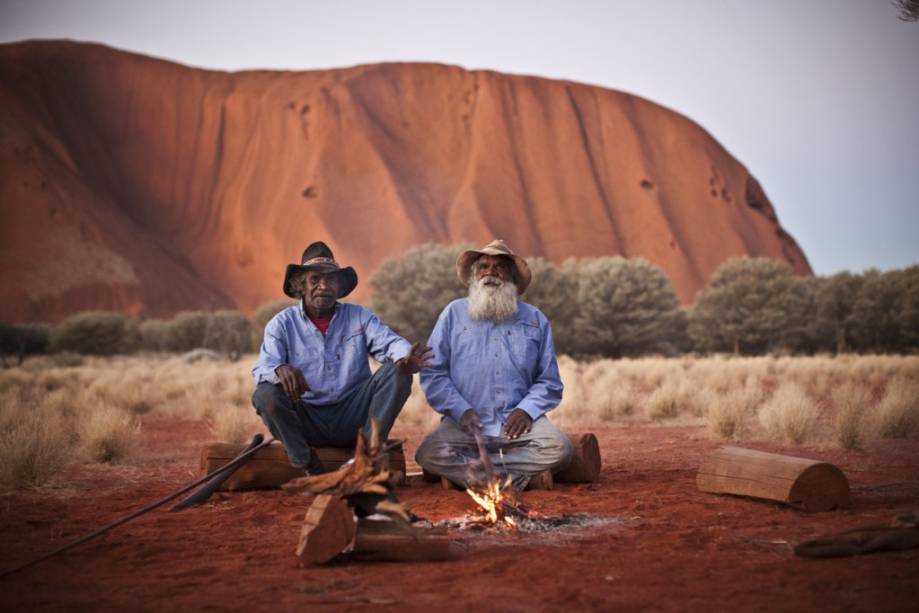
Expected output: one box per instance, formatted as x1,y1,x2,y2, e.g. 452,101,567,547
200,440,406,491
696,446,851,512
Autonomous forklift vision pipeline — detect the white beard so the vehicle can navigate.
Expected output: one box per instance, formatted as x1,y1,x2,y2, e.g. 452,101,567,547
467,277,518,321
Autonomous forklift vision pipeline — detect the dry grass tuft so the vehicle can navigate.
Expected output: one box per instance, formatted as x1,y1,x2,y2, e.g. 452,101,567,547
78,402,140,463
706,384,762,440
757,382,817,444
0,389,75,488
209,405,260,445
832,383,874,449
876,376,919,438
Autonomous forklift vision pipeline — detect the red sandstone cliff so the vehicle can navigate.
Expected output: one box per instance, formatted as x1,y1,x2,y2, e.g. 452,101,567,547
0,41,810,323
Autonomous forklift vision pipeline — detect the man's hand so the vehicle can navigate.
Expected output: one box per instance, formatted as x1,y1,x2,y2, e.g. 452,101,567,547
275,364,310,401
503,408,532,439
459,409,482,435
397,341,433,375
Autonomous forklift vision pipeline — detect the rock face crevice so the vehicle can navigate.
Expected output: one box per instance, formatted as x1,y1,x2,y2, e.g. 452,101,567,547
0,41,810,323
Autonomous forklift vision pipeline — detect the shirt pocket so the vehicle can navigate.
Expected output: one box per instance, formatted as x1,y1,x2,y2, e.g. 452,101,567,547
342,328,366,361
508,321,541,364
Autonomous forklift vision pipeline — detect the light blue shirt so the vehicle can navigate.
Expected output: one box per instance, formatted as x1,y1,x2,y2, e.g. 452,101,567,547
420,298,563,437
252,302,412,405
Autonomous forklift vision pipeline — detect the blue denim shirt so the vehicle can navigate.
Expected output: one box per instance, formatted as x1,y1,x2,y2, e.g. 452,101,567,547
420,298,563,437
252,302,412,405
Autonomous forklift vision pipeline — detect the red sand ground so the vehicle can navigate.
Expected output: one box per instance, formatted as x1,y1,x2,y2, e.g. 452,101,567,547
1,418,916,612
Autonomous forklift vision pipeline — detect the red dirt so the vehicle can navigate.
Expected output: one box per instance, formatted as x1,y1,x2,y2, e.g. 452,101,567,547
1,418,916,612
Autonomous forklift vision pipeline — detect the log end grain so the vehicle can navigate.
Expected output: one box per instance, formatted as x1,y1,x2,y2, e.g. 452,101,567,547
789,463,851,512
554,433,601,483
296,495,356,566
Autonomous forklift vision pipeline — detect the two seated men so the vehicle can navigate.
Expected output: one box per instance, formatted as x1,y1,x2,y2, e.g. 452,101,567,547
252,239,573,487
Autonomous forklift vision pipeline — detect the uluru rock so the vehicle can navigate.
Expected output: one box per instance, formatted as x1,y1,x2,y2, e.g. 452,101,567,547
0,41,810,323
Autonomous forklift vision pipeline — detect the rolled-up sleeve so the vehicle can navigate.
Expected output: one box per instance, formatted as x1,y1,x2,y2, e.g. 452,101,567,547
252,316,288,385
420,306,473,422
515,319,563,421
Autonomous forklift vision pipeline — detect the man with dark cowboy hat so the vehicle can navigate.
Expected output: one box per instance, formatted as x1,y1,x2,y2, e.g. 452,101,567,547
416,239,574,489
252,241,431,474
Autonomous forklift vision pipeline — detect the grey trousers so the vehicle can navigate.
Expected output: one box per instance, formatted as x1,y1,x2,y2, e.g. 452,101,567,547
415,416,574,488
251,360,411,469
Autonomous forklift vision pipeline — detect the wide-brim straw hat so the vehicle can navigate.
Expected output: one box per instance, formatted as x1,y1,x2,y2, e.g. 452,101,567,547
283,241,358,299
456,239,531,295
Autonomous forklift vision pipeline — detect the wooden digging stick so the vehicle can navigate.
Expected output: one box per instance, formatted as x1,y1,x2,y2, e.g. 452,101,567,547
0,435,275,580
170,433,268,511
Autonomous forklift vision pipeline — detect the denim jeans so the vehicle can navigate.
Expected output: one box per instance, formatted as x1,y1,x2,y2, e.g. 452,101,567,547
251,360,411,469
414,415,574,488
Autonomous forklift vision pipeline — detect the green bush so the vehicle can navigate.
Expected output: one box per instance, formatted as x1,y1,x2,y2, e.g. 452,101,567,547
687,257,808,355
138,319,172,352
203,310,253,360
49,311,139,355
0,323,50,365
567,257,686,358
166,311,212,352
369,242,470,342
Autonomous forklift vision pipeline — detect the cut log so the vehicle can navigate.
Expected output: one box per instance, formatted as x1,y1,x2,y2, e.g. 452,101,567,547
422,431,602,486
697,446,851,512
554,433,602,483
349,518,455,562
200,440,406,491
296,495,356,565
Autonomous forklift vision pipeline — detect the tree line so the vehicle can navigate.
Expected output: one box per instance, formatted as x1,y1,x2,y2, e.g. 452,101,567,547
2,244,916,362
370,243,919,358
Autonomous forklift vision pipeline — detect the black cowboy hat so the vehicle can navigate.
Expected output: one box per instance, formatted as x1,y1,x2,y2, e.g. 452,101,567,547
282,241,358,299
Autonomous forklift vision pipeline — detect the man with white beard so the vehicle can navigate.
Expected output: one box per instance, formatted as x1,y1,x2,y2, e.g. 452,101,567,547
416,240,574,489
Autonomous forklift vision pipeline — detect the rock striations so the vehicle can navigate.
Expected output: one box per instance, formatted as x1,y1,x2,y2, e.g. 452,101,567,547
0,41,810,323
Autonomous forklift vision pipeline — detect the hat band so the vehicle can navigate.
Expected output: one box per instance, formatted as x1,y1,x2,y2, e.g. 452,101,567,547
302,256,339,268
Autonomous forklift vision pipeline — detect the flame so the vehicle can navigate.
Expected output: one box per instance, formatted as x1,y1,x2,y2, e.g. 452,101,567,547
465,475,518,527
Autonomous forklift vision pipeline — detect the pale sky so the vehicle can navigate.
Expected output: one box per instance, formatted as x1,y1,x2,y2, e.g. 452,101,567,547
2,0,917,275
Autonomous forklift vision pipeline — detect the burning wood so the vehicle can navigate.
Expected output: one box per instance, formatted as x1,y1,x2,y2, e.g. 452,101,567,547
464,475,533,528
461,427,537,529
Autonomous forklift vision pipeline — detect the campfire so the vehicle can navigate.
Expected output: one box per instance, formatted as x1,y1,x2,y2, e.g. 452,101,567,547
464,474,533,528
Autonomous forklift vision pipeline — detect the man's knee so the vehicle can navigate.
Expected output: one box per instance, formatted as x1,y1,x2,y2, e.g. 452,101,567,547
251,382,288,417
531,420,575,468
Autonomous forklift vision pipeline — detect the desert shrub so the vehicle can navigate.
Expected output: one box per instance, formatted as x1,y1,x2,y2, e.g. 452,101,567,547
252,299,295,350
138,319,172,352
203,310,252,360
166,311,212,352
706,384,762,439
687,257,810,355
568,257,686,358
49,311,139,355
832,383,873,449
0,389,75,489
209,405,259,444
370,242,470,343
78,402,139,463
0,323,50,366
758,382,817,444
645,377,694,420
876,376,919,438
